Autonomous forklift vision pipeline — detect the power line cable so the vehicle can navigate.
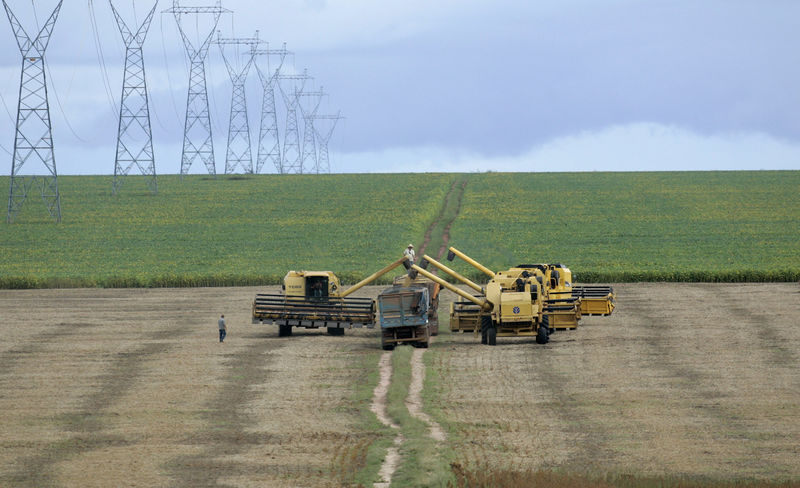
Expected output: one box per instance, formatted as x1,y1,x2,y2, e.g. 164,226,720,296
159,11,184,124
88,0,120,116
45,60,92,144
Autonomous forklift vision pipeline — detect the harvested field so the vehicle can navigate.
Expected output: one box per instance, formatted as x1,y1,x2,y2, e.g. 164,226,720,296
431,283,800,482
0,283,798,486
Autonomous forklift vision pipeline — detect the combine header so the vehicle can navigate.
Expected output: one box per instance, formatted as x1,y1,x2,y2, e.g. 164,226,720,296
408,247,615,346
252,257,410,336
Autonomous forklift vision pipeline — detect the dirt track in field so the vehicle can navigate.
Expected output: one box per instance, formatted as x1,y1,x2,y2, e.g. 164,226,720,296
0,283,798,486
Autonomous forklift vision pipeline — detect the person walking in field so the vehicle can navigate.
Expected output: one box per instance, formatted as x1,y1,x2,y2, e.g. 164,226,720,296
404,244,416,263
218,314,227,342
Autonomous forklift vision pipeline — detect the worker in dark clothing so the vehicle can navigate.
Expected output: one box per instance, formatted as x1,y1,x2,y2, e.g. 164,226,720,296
218,314,227,342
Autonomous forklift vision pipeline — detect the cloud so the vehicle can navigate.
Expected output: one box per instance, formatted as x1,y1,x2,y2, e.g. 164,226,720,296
335,123,800,173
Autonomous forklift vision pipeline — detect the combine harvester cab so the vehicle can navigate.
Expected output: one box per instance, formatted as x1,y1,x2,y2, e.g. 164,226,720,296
377,286,431,350
252,257,410,337
512,264,583,330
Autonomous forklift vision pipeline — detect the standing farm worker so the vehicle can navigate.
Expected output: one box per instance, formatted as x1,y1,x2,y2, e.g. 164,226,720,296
218,314,227,342
403,244,416,263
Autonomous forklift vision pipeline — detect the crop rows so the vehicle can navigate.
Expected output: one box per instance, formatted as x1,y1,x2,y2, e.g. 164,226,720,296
445,171,800,283
1,171,798,288
0,174,455,288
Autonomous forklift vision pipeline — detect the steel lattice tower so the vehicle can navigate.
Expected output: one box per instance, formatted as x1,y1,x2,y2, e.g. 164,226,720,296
297,87,325,174
110,0,158,195
313,112,343,174
215,32,260,174
252,43,290,174
164,1,228,177
276,69,310,174
3,0,63,223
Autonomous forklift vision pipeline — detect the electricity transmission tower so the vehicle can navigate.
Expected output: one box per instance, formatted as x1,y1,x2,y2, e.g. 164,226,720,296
215,31,260,174
297,87,326,174
313,112,343,174
252,43,290,173
276,69,310,174
164,0,228,177
110,0,158,195
3,0,63,223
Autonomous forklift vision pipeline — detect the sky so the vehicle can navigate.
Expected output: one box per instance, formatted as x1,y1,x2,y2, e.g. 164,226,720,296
0,0,798,175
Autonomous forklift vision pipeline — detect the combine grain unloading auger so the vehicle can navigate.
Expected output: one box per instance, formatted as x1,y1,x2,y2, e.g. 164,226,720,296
409,254,555,346
252,256,411,337
444,246,615,322
409,247,615,345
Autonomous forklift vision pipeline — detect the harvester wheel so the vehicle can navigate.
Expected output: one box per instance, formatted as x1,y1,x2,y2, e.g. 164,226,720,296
542,314,553,334
278,324,292,337
487,326,497,346
536,325,549,344
480,315,491,345
327,327,345,336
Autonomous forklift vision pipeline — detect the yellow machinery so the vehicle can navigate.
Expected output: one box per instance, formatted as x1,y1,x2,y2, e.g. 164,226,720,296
444,247,614,320
252,257,410,337
408,247,615,345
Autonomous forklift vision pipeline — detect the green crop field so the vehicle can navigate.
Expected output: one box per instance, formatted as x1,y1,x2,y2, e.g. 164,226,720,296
445,171,800,282
0,171,798,288
0,174,455,288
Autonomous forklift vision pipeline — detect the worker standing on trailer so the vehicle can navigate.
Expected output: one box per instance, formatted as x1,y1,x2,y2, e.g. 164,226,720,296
218,314,227,342
404,244,416,263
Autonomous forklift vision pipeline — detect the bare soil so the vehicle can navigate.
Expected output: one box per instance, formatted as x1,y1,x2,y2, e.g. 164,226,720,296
0,283,798,486
432,282,800,481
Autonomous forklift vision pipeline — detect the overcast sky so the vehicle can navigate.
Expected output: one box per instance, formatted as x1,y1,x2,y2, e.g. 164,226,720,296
0,0,798,175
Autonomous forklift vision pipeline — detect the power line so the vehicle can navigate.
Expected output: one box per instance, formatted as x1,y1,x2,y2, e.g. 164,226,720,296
159,12,184,125
45,62,92,144
88,0,120,117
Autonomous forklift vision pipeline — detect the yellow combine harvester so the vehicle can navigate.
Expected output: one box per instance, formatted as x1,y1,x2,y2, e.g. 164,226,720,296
408,247,615,345
252,257,411,337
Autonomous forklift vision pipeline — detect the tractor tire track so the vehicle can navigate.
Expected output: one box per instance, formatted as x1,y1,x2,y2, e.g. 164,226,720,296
371,351,403,488
7,327,190,487
417,179,458,259
167,334,286,488
406,348,446,442
435,178,467,261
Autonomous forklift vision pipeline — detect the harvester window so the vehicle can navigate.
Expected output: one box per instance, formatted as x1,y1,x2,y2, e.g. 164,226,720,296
306,277,329,298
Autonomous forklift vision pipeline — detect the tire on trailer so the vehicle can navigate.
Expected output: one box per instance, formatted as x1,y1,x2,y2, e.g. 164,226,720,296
382,344,395,351
278,324,292,337
327,327,345,336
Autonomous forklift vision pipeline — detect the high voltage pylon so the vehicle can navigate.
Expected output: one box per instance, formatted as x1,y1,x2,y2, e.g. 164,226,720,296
215,31,260,174
313,112,343,174
110,0,158,195
3,0,63,223
252,43,290,174
297,87,326,174
164,0,228,178
276,69,310,174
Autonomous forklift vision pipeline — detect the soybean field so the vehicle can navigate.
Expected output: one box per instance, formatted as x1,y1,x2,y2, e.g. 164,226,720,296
0,171,798,288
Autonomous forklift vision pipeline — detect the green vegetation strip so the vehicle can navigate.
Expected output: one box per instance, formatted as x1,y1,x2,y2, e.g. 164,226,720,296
1,171,798,288
333,346,394,487
386,346,454,487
